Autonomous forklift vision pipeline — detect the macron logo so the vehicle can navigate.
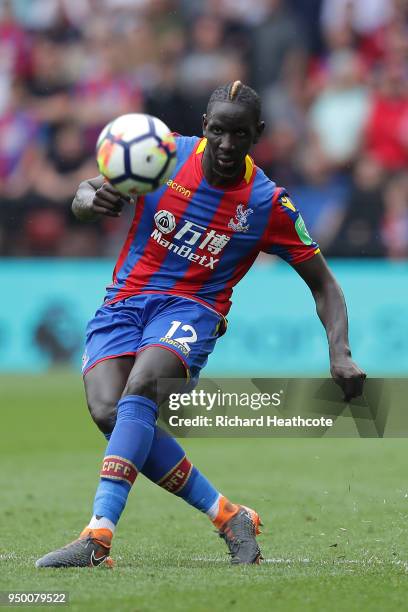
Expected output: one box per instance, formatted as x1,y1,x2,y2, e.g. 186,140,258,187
167,179,191,198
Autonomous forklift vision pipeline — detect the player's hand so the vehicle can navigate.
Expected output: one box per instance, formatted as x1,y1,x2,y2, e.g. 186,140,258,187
330,356,366,402
92,183,132,217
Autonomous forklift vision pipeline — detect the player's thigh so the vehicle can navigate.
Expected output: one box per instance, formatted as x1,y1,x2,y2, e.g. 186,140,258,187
82,299,144,431
123,346,186,405
82,299,143,379
85,356,135,432
124,297,223,404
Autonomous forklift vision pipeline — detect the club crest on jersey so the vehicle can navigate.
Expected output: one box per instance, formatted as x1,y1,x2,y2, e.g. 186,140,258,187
154,210,176,234
228,204,253,233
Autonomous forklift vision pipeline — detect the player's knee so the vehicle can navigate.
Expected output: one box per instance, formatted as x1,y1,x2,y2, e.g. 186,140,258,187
122,370,158,403
87,396,117,434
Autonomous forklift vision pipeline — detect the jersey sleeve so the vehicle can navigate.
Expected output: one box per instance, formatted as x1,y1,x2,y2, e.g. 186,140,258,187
171,134,200,162
262,189,320,264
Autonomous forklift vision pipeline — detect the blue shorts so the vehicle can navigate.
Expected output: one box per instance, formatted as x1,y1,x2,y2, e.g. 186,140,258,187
82,293,225,382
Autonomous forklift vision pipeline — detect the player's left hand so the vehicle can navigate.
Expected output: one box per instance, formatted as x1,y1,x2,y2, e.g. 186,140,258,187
330,356,366,402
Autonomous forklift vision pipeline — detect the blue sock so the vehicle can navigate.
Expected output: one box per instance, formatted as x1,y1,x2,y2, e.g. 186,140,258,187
142,427,219,513
94,395,157,524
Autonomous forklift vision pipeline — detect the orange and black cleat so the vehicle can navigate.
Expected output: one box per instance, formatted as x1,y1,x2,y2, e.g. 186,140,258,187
35,528,114,568
218,506,263,565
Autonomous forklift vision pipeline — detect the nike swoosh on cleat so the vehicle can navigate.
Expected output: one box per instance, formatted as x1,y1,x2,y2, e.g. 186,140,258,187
90,550,107,567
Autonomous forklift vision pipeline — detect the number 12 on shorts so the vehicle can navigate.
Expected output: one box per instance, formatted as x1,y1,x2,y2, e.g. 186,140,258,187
165,320,197,352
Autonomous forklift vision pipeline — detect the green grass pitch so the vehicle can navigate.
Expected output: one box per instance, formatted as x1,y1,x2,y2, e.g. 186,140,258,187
1,372,408,611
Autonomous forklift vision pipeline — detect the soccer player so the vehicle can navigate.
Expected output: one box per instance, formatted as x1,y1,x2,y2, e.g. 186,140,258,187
36,81,366,568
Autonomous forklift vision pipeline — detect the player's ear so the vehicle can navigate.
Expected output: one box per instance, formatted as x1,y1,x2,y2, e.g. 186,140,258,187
253,121,265,144
202,114,208,136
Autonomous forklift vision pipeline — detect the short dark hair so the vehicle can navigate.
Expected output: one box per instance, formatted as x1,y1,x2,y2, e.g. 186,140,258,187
207,81,262,122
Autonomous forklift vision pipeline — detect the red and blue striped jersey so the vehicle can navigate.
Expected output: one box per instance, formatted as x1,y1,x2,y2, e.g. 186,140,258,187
104,136,320,316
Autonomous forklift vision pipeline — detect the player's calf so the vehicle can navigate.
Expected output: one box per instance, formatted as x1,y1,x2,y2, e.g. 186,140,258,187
142,430,263,564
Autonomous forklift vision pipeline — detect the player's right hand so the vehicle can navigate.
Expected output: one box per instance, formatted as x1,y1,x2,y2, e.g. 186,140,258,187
92,183,132,217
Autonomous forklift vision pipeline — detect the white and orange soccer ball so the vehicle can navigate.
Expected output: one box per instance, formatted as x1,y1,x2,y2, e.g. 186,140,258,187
96,113,177,196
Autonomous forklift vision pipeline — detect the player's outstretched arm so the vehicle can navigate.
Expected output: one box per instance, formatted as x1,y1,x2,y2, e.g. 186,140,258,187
72,175,131,221
292,253,366,401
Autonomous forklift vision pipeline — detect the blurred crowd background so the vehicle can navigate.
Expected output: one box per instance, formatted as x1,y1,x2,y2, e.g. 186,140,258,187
1,0,407,259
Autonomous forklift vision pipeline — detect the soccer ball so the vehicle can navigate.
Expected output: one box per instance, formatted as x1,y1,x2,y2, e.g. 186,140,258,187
96,113,177,195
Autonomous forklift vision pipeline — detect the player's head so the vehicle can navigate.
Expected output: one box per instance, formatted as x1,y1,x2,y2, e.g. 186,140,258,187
206,81,262,123
202,81,265,181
